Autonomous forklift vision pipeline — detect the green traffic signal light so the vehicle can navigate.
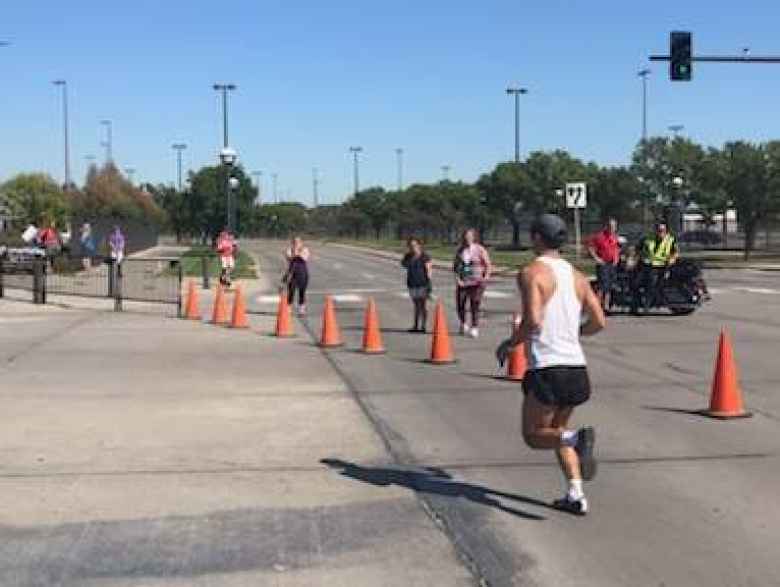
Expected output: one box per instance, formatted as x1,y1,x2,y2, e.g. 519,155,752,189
670,31,692,81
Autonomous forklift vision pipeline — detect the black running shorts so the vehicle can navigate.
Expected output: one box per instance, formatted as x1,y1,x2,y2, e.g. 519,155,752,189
522,366,591,407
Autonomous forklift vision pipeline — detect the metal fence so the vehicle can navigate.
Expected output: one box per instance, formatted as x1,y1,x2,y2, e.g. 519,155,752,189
0,252,183,314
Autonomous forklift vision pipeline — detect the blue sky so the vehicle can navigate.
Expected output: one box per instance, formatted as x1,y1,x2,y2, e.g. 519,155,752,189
2,1,780,205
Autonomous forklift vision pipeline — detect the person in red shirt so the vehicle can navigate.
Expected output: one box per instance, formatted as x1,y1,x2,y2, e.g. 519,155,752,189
587,218,621,310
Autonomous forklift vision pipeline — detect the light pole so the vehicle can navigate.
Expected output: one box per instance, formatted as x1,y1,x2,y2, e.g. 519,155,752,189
312,167,320,208
638,69,651,143
506,86,528,163
441,165,451,182
251,171,263,204
395,148,404,191
124,167,136,185
172,143,187,191
212,83,237,148
52,80,71,189
349,146,363,197
668,124,684,138
219,148,238,231
100,119,113,163
272,173,279,204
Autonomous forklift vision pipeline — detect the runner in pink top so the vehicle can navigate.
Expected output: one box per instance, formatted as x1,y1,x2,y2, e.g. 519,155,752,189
452,228,492,338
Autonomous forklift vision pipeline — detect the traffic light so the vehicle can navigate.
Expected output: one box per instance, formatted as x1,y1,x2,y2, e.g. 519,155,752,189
670,31,692,81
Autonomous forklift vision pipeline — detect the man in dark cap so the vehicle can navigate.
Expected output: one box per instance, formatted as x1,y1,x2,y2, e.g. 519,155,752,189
497,214,606,515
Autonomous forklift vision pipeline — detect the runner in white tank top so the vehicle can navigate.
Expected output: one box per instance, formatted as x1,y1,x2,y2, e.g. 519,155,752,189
528,256,587,369
496,214,606,515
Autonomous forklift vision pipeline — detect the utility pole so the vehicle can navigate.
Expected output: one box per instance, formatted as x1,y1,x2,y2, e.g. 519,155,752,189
272,173,279,204
505,86,528,163
251,171,263,204
172,143,187,191
100,119,113,163
349,146,363,197
212,84,237,148
638,69,651,143
312,167,320,208
395,148,404,191
52,80,71,190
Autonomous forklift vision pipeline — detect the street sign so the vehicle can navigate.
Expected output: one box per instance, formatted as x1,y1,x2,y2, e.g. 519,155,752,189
565,182,587,209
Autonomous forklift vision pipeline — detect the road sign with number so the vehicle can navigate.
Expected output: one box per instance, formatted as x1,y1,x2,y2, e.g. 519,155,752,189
565,182,587,209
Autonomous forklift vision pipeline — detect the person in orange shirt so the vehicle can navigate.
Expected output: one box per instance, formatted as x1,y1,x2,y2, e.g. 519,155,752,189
216,229,236,287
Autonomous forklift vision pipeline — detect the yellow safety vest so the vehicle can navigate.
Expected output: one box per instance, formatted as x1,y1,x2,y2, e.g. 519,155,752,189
643,235,675,267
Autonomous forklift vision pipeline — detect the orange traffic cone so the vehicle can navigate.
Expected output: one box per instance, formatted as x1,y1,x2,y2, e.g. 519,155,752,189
183,280,201,320
506,313,527,381
210,283,229,325
319,295,344,347
229,285,250,329
704,329,751,419
427,300,455,364
361,298,386,354
273,293,295,337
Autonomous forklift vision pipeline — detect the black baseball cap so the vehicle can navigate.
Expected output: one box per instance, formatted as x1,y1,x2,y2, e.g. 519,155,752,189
530,214,567,249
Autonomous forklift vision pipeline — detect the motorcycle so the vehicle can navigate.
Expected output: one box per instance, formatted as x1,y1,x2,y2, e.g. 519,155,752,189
594,258,709,316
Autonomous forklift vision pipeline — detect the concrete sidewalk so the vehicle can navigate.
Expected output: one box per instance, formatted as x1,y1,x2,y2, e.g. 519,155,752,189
0,300,471,586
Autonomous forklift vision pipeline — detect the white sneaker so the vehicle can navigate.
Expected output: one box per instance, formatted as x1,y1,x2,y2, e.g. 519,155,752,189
470,327,479,339
298,304,307,316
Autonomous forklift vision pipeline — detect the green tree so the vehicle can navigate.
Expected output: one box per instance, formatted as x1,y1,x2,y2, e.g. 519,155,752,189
0,173,70,228
722,141,773,260
71,163,162,223
588,166,643,223
350,187,388,238
188,165,258,240
477,162,532,247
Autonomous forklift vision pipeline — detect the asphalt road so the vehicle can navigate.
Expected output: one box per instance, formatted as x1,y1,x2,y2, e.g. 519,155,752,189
251,240,780,587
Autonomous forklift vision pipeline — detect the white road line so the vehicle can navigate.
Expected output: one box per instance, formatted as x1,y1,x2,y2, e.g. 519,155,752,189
707,288,725,295
483,290,513,299
332,294,364,303
257,295,281,304
735,287,780,295
362,272,375,280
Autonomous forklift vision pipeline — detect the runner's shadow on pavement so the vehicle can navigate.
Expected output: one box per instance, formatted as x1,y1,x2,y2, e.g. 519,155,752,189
320,458,549,520
642,405,707,417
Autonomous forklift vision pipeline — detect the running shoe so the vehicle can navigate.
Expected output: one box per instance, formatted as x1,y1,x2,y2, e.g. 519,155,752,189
298,304,307,316
575,426,597,481
553,496,588,516
470,327,479,339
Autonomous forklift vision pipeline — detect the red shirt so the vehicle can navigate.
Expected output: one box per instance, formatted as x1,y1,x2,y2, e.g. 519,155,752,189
589,229,620,264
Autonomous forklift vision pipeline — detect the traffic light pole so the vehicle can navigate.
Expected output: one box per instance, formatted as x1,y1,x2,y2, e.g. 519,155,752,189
650,55,780,64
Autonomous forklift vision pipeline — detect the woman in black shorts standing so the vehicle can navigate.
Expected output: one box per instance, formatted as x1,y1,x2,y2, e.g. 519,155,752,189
284,236,311,316
401,237,433,333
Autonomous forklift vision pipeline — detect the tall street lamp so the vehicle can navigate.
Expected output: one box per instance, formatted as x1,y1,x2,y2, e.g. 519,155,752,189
395,148,404,191
312,167,320,208
638,69,651,143
124,167,136,185
251,170,263,204
668,124,685,138
272,173,279,204
52,80,71,189
506,86,528,163
441,165,451,182
100,119,113,163
213,83,237,148
349,146,363,197
219,147,238,231
172,143,187,191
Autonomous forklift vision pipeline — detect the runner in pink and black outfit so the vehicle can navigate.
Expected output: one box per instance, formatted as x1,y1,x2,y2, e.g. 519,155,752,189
453,228,492,339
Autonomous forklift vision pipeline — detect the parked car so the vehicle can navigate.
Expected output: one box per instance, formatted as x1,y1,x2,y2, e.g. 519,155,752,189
679,230,722,245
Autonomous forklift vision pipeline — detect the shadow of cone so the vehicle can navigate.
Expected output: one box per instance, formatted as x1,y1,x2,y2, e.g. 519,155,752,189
273,293,295,337
320,295,344,347
703,329,752,419
183,280,201,320
361,297,386,354
210,283,229,325
506,313,526,380
229,285,250,329
427,300,455,364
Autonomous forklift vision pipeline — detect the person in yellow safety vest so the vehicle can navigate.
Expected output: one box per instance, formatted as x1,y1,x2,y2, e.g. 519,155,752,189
638,222,678,312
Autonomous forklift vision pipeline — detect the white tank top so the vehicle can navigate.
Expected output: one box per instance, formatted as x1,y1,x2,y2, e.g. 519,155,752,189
528,257,586,369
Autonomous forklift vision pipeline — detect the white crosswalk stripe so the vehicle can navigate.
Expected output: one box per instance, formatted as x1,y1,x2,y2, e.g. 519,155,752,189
331,294,364,303
735,287,780,295
483,290,514,299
